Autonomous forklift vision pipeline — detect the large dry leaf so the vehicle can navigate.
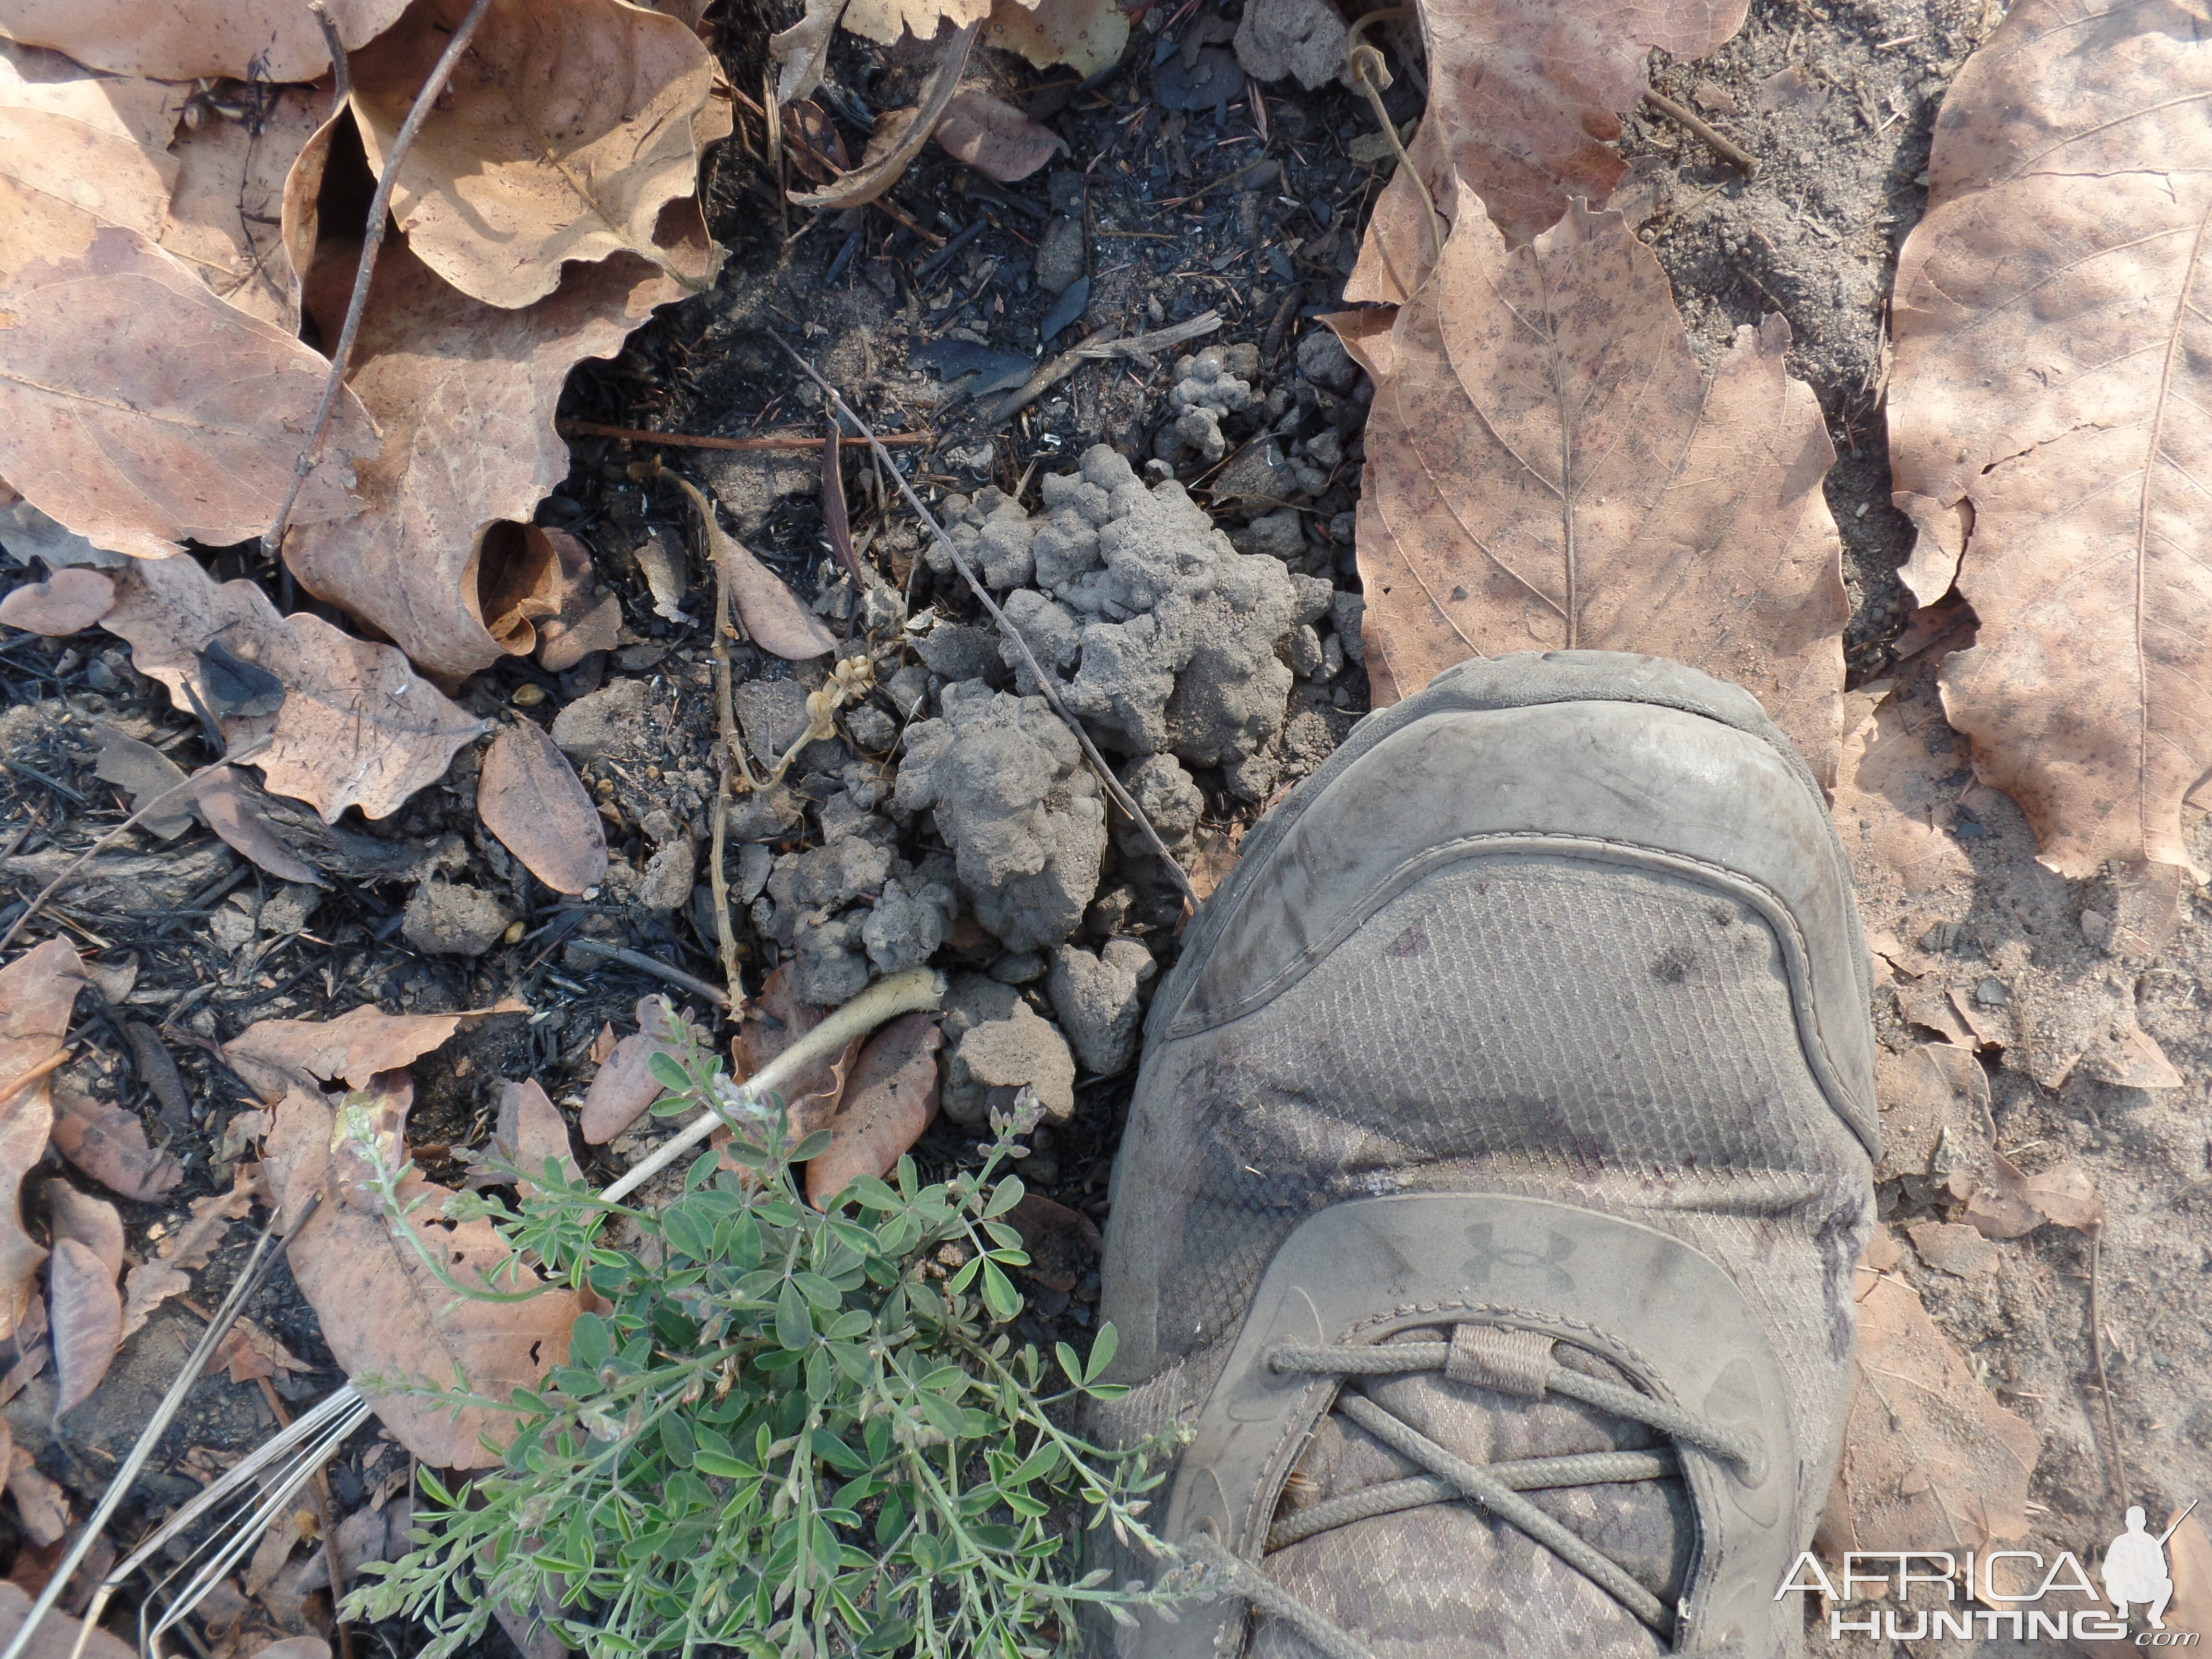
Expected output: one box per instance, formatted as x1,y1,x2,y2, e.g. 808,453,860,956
91,726,193,839
934,89,1063,183
226,1002,517,1100
804,1011,941,1207
1356,0,1747,263
349,0,718,309
287,237,690,679
0,568,115,635
772,0,848,103
790,22,978,210
99,549,485,823
479,721,607,895
485,1079,579,1195
0,228,377,562
44,1184,122,1280
1340,187,1846,779
0,941,77,1340
192,767,325,886
1958,1151,2104,1239
985,0,1127,77
0,0,408,82
1822,1270,2037,1558
0,1583,131,1659
157,89,326,330
0,42,183,282
843,0,989,44
50,1089,181,1200
276,1091,577,1467
47,1236,120,1416
1887,0,2212,879
736,965,858,1136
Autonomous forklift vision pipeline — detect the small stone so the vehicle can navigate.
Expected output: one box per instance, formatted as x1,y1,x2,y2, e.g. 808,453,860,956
403,883,512,957
1297,328,1359,394
1974,976,2010,1008
1231,509,1308,562
917,623,999,682
639,840,695,913
736,842,775,903
1047,939,1155,1075
1287,623,1324,678
550,678,647,761
1331,592,1366,662
1034,216,1086,295
510,682,546,707
733,679,813,763
846,705,898,751
990,951,1046,984
953,1001,1077,1122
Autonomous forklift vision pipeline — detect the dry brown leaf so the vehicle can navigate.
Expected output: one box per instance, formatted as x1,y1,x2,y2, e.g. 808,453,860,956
0,228,377,562
1959,1151,2104,1240
90,726,194,840
48,1235,120,1416
99,550,486,823
287,237,693,679
1822,1270,2037,1558
479,722,607,897
0,42,183,283
529,528,622,673
842,0,988,45
1903,1219,1997,1278
0,567,114,635
1005,1191,1100,1292
771,0,848,103
191,768,325,887
226,1002,517,1100
349,0,719,309
0,941,78,1339
1830,658,1974,907
579,998,685,1145
790,22,978,209
1886,0,2212,879
0,0,408,82
667,475,837,661
215,1316,313,1387
122,1166,257,1338
50,1088,181,1201
4,1454,67,1549
277,1090,578,1467
985,0,1127,77
804,1011,941,1207
157,88,325,330
736,964,858,1135
934,89,1063,183
486,1079,579,1195
1872,1042,1993,1191
44,1183,121,1280
1339,187,1846,780
1353,0,1747,270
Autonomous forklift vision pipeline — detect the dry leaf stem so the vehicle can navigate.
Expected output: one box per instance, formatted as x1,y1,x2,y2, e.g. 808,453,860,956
1640,88,1758,177
0,738,273,955
708,515,745,1002
772,333,1202,911
259,0,497,562
1346,9,1442,272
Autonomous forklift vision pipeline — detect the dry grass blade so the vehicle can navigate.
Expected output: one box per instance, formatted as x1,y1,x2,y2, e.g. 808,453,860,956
1337,183,1847,780
1886,0,2212,881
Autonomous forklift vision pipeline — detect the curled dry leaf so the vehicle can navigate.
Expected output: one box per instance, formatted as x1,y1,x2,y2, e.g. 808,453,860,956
225,1001,521,1102
1820,1270,2037,1559
529,528,622,673
668,475,837,661
192,767,325,886
479,721,608,896
790,22,978,209
1337,187,1846,780
934,89,1064,183
580,997,685,1144
100,549,486,823
804,1011,941,1207
0,940,78,1339
48,1235,121,1416
276,1090,578,1467
1352,0,1747,278
0,0,408,82
0,43,183,282
771,0,848,103
91,726,194,840
349,0,720,309
157,87,325,331
0,228,378,562
44,1184,122,1280
985,0,1128,79
287,237,693,679
50,1089,181,1201
0,567,114,635
1887,0,2212,879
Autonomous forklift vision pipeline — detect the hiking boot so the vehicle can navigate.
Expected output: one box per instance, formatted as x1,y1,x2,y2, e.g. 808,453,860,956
1094,651,1877,1659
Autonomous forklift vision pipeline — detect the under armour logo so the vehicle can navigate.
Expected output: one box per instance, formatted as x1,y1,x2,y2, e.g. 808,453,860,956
1463,1224,1575,1292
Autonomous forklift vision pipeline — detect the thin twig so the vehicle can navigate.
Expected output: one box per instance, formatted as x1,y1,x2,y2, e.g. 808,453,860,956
770,332,1202,911
1641,88,1759,177
599,969,945,1205
559,420,928,453
559,938,732,1009
0,738,273,955
308,0,351,110
260,0,496,562
707,505,745,1002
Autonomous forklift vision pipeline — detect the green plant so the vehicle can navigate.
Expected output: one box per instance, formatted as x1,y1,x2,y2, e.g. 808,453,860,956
342,1010,1183,1659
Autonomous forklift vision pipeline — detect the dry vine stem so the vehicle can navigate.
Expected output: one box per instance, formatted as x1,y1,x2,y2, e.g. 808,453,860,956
1346,8,1443,277
260,0,497,561
768,333,1203,912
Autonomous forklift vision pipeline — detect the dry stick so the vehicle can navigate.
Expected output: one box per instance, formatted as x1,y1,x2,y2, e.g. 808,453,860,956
560,937,731,1009
1640,89,1759,178
308,0,351,109
706,521,745,1004
6,1199,319,1659
771,333,1202,912
599,968,946,1205
259,0,496,561
0,738,273,955
560,420,928,453
2089,1224,2130,1516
